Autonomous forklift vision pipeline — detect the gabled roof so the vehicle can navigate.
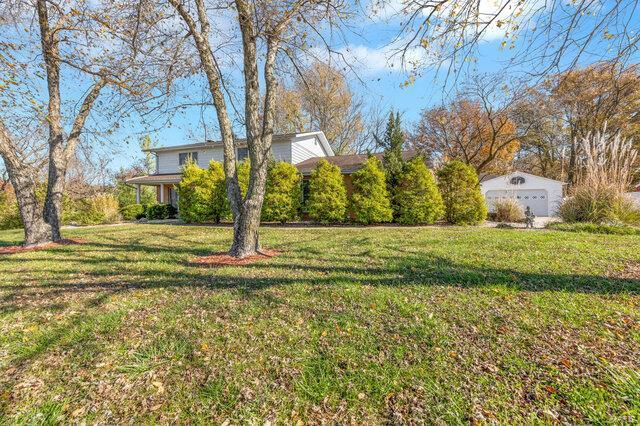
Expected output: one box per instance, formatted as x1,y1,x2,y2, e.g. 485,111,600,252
144,131,334,157
481,170,566,185
296,150,418,176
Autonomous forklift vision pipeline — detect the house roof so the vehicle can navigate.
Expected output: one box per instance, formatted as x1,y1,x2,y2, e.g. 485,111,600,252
144,131,334,157
480,171,566,185
296,150,418,176
125,173,182,185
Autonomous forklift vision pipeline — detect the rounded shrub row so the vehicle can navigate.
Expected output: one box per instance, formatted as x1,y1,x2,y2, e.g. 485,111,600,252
175,158,487,226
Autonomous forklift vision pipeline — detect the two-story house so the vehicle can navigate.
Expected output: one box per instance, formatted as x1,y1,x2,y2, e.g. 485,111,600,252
126,131,334,207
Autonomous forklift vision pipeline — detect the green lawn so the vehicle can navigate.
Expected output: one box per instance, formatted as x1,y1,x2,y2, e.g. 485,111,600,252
1,224,639,424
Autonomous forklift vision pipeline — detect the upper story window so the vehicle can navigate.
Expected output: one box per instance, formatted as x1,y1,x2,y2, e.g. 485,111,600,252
510,176,525,185
179,152,198,166
237,147,249,162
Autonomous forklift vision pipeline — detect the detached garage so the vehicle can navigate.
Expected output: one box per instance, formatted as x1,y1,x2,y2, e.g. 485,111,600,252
480,171,565,217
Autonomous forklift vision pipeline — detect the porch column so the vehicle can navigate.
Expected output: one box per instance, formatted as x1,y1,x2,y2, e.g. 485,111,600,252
135,184,141,204
160,183,165,203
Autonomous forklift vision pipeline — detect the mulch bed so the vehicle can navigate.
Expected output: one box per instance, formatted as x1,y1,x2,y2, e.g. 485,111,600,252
0,238,86,255
190,249,280,267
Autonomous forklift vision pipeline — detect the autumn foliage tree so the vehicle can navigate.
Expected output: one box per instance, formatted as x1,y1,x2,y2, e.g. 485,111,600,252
272,62,364,154
412,82,521,176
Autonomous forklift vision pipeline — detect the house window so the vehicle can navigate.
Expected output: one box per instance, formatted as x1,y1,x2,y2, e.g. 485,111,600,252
510,176,525,185
237,147,249,162
179,152,198,166
301,179,310,209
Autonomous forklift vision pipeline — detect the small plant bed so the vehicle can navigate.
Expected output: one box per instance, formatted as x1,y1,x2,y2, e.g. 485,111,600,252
0,237,85,255
547,221,640,235
190,248,280,267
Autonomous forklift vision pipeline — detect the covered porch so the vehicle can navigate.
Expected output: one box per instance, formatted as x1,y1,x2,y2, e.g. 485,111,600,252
125,174,182,208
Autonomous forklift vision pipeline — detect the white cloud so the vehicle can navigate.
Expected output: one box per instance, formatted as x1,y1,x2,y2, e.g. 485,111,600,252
309,43,443,75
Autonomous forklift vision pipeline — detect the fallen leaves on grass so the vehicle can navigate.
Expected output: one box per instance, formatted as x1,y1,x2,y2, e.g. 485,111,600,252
0,238,85,255
189,249,280,267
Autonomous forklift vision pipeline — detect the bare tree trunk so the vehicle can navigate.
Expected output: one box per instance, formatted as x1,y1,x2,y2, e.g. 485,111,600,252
169,0,296,258
0,122,52,246
43,141,66,240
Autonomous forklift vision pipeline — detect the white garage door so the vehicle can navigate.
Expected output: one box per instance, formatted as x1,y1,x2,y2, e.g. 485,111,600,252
485,189,549,216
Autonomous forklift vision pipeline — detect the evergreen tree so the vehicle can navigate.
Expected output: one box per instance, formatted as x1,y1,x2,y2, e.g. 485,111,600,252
262,162,302,223
437,160,488,225
307,159,347,223
394,157,444,225
350,156,393,224
381,111,405,189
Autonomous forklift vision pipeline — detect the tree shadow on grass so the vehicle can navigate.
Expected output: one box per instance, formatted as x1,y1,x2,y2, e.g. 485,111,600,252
0,234,638,418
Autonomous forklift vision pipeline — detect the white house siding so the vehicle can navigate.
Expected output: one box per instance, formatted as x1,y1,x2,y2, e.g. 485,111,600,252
156,141,293,174
291,136,327,164
480,172,564,217
157,150,181,174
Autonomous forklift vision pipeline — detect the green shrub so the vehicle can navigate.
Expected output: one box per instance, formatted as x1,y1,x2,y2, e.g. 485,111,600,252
146,204,177,220
68,194,121,225
262,162,301,223
209,161,231,223
120,203,144,221
349,156,393,224
547,221,640,235
437,160,487,225
492,198,525,222
559,185,640,225
0,196,22,230
393,157,444,225
177,161,214,223
237,160,250,197
115,180,155,209
307,159,347,223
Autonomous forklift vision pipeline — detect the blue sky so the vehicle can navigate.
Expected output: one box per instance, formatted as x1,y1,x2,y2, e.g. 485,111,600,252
4,0,635,175
109,3,525,171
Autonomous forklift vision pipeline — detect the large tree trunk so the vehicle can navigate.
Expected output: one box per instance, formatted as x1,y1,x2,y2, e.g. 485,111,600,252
169,0,291,258
43,139,66,241
12,170,53,246
0,122,53,246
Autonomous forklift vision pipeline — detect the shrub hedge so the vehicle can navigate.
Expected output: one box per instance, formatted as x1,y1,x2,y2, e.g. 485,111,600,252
393,157,444,225
262,162,301,223
306,159,347,223
350,156,393,224
437,160,487,225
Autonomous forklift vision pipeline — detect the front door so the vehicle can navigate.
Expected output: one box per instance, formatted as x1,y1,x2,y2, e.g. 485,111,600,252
169,187,178,209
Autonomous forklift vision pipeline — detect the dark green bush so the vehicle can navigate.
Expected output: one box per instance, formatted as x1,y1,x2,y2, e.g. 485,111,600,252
146,204,177,220
350,156,393,224
262,161,301,223
393,157,444,225
437,160,487,225
120,204,144,221
306,159,347,223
